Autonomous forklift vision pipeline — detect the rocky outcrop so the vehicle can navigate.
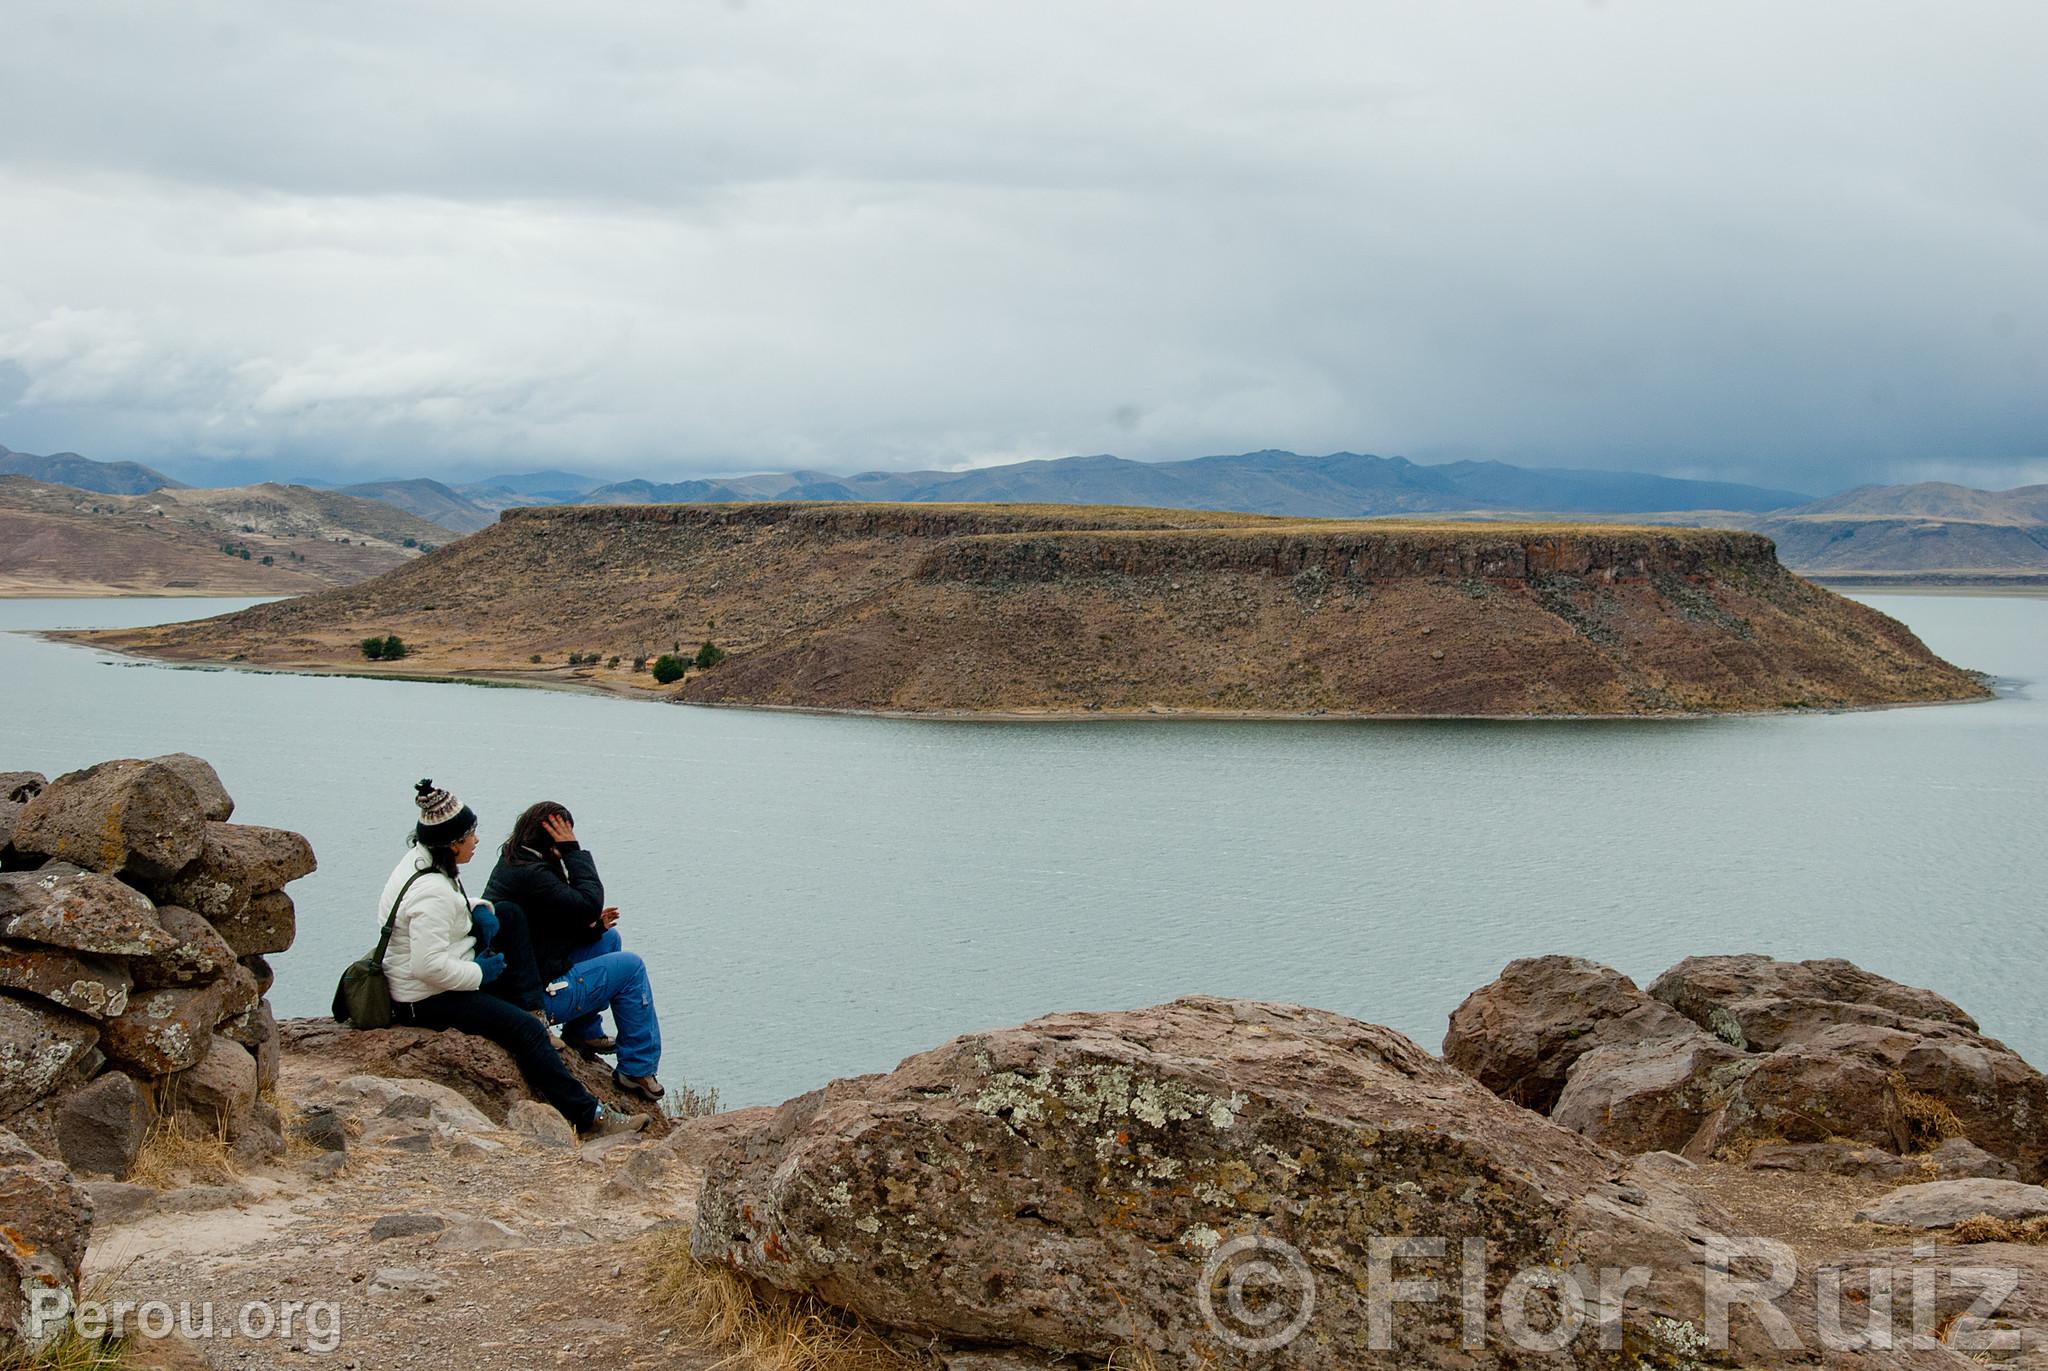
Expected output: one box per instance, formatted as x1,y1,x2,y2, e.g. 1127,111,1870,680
0,755,308,1180
278,1017,667,1133
1854,1179,2048,1229
1446,956,2048,1182
691,996,1917,1369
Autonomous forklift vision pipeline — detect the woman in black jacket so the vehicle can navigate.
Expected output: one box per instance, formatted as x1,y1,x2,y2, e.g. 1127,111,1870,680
482,801,666,1101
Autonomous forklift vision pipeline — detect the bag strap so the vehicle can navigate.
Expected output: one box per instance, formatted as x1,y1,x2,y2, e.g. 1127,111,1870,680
373,868,435,964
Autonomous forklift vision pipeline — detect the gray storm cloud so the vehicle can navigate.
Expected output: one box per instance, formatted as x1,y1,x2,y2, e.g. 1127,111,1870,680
0,0,2042,491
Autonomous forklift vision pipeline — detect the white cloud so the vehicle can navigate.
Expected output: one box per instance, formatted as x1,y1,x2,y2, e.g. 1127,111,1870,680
0,0,2042,490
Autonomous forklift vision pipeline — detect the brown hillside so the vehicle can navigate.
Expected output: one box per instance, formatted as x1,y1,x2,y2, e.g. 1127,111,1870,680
75,501,1987,716
0,476,448,596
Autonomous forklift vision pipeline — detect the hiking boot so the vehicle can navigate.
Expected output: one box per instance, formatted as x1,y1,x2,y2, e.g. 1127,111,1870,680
579,1105,649,1140
564,1033,618,1058
613,1069,666,1102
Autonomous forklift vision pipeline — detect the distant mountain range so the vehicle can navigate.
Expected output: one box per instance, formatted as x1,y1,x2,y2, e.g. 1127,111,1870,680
7,440,2046,583
569,450,1814,517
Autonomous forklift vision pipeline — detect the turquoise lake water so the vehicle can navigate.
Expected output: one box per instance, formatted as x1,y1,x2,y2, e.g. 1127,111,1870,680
2,594,2042,1106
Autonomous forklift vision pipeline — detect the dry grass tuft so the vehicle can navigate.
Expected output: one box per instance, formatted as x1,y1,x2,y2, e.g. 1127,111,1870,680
126,1114,238,1190
1886,1075,1965,1152
641,1228,926,1371
1948,1214,2048,1246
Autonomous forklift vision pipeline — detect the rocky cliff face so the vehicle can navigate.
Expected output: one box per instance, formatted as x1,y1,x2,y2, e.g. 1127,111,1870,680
81,501,1988,717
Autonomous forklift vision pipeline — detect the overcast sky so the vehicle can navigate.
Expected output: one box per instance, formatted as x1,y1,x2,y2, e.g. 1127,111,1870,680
1,1,2043,492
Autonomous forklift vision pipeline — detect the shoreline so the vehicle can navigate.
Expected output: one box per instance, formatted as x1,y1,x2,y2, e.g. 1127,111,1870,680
46,631,2004,723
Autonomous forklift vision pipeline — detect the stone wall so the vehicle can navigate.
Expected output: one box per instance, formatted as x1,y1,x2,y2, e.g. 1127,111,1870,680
0,754,311,1177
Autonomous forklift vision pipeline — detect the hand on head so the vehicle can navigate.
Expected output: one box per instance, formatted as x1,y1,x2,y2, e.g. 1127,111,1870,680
541,813,578,847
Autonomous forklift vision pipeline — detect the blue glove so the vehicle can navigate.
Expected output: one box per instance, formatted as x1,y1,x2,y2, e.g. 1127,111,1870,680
474,951,506,985
469,901,499,950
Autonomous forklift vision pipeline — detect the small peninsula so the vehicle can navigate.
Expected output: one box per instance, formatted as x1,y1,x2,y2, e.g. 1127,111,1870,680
73,501,1989,717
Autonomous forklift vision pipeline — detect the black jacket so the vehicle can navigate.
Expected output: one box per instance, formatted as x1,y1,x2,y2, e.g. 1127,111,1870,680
482,843,606,985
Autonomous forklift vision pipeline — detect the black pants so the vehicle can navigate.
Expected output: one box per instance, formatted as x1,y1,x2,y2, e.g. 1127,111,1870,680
396,990,597,1129
480,898,546,1013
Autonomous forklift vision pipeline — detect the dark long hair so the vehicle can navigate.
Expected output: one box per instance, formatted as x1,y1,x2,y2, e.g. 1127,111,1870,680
501,800,573,868
407,832,465,881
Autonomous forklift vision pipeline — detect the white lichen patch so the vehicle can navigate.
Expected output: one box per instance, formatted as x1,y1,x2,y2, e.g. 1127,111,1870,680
1179,1224,1222,1252
822,1180,853,1213
972,1062,1248,1136
854,1215,882,1234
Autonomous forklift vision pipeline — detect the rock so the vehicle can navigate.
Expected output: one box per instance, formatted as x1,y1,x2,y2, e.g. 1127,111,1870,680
1856,1179,2048,1229
1712,1022,2048,1180
449,1134,505,1161
1930,1137,2023,1181
654,1106,776,1169
0,1125,92,1352
55,1070,152,1178
304,1151,347,1180
367,1266,443,1296
1550,1020,1753,1155
1440,955,1659,1111
0,800,25,860
370,1212,446,1240
437,1214,525,1252
83,1179,160,1227
145,753,233,822
164,1036,257,1137
1816,1243,2048,1365
581,1130,645,1163
1746,1141,1923,1180
11,758,206,881
369,1125,436,1152
243,953,274,995
505,1099,575,1148
147,822,315,922
0,992,100,1118
1650,954,1978,1045
334,1074,495,1132
229,1118,284,1167
210,889,296,957
279,1017,662,1130
0,772,46,804
693,996,1865,1369
129,906,236,990
0,940,130,1019
252,1001,280,1089
291,1104,348,1152
99,982,225,1075
214,958,260,1024
0,863,177,957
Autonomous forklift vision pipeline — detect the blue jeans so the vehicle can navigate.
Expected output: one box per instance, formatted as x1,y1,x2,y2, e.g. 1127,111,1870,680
543,929,662,1078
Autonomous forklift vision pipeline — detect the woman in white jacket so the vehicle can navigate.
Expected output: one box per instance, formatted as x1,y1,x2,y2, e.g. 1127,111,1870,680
381,780,645,1140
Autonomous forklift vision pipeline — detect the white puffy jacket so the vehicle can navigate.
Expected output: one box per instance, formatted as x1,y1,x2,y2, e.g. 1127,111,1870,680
378,848,486,1003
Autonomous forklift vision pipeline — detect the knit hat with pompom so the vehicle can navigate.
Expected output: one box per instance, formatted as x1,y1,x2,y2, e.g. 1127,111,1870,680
413,779,477,845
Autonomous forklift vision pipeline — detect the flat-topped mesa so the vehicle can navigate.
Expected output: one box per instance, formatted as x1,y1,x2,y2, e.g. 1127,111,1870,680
71,500,1987,717
911,525,1782,586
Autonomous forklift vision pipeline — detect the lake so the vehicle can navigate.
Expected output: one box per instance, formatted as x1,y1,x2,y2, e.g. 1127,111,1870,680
2,593,2042,1107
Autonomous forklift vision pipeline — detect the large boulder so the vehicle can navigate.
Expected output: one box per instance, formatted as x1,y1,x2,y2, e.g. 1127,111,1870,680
128,905,237,990
0,772,46,804
54,1070,153,1178
1452,956,2048,1183
1441,956,1661,1112
0,1126,92,1353
211,889,296,958
0,863,178,957
10,758,206,881
692,997,1895,1370
0,993,100,1118
1817,1243,2048,1363
147,822,315,922
99,982,226,1075
278,1018,664,1131
0,940,131,1019
146,753,233,822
